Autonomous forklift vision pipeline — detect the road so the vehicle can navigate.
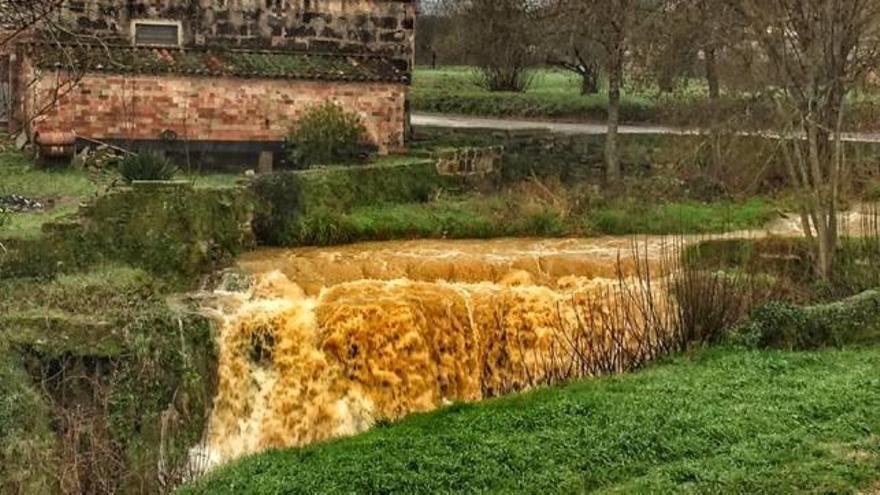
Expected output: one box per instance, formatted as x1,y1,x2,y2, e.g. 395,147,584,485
411,113,880,143
412,113,686,136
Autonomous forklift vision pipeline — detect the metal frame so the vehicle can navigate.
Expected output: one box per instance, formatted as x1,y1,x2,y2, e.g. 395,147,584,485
130,19,183,47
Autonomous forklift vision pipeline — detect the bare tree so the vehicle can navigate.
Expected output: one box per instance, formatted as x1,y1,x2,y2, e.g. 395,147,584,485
539,12,604,95
547,0,661,183
0,0,117,137
438,0,539,92
729,0,880,278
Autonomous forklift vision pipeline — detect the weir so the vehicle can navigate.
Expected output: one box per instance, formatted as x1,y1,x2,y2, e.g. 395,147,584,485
197,238,680,468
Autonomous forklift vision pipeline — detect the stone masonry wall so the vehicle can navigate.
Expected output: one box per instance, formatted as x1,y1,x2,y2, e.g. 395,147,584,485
435,146,503,177
60,0,416,71
28,71,407,153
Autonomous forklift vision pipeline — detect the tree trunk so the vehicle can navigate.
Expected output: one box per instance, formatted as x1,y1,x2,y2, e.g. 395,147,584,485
581,70,599,95
805,123,839,281
605,53,623,183
812,207,838,280
704,46,723,173
705,47,720,101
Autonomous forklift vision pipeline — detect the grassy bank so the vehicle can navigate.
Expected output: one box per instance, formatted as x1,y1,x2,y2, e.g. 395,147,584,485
183,346,880,494
265,186,778,246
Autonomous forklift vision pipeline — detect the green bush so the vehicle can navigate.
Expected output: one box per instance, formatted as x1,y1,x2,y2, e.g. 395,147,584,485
286,102,369,168
115,153,178,183
740,290,880,349
293,207,354,246
250,172,302,246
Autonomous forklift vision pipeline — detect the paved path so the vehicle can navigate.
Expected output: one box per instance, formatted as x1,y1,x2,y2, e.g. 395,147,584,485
412,113,686,136
412,113,880,143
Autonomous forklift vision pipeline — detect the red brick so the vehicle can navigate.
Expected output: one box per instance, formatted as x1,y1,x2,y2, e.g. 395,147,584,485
26,72,408,153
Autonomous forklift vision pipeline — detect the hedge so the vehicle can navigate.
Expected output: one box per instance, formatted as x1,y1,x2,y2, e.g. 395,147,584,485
741,290,880,349
251,158,459,246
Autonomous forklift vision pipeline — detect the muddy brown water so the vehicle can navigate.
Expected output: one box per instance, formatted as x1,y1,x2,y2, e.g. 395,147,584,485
196,209,874,468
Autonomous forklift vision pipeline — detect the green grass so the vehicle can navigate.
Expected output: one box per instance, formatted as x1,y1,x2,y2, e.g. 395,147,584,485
0,147,96,240
0,149,96,199
0,204,79,240
587,198,778,236
412,67,659,122
410,66,880,131
0,145,249,239
185,173,245,189
284,194,778,246
183,346,880,494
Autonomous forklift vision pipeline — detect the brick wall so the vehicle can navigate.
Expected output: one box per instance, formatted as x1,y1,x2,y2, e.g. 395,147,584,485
28,71,407,153
60,0,416,71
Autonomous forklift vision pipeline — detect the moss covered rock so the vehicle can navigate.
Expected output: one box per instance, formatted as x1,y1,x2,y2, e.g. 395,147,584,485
0,266,219,492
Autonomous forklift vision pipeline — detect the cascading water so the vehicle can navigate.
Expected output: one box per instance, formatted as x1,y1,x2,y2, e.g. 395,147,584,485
197,239,677,468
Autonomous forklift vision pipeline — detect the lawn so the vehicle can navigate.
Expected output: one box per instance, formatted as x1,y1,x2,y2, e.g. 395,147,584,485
410,66,880,131
411,66,661,123
182,346,880,494
0,145,244,240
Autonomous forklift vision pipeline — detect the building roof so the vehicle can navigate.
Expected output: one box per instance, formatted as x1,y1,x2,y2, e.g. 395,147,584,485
29,43,409,84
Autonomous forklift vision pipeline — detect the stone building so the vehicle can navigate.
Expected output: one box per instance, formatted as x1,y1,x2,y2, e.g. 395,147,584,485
1,0,417,163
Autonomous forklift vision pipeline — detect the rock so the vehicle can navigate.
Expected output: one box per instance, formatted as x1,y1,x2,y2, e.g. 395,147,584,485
0,194,45,213
14,132,28,150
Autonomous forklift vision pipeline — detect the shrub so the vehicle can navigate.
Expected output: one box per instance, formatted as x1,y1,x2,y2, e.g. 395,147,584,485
115,153,178,183
740,290,880,349
250,172,302,246
293,207,353,246
286,102,369,168
671,269,759,347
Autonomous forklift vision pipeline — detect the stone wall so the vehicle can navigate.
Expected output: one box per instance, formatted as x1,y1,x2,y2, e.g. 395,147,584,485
59,0,416,69
435,146,503,177
27,70,408,153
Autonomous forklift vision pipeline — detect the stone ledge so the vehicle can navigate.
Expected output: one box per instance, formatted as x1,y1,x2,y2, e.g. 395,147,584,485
130,180,195,191
434,146,504,177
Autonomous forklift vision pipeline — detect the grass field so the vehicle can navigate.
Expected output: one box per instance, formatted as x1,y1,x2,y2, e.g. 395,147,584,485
0,145,244,240
183,346,880,494
410,66,880,131
411,67,661,122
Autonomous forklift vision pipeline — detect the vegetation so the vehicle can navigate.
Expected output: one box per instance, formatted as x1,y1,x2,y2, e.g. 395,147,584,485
1,184,254,281
587,197,775,235
0,339,57,494
0,265,217,493
741,290,880,350
412,67,658,122
7,0,880,493
115,152,179,183
286,102,369,168
438,0,539,92
0,144,95,240
251,157,777,247
183,346,880,494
